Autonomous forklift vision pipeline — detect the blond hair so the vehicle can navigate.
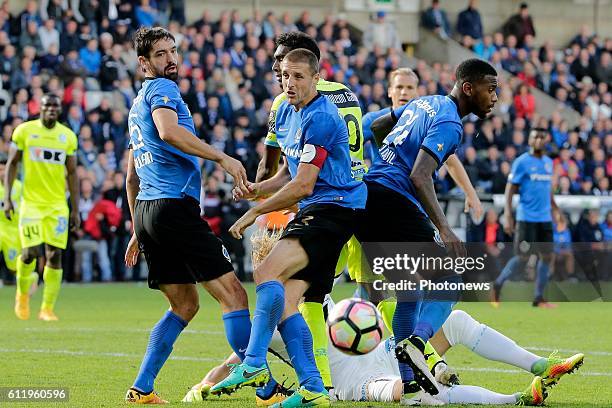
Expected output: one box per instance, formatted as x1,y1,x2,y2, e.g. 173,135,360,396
388,68,418,86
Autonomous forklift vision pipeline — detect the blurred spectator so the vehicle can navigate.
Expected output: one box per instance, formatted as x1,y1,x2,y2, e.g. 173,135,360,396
552,212,575,280
502,2,536,47
456,0,482,40
514,83,536,120
363,11,400,51
421,0,451,39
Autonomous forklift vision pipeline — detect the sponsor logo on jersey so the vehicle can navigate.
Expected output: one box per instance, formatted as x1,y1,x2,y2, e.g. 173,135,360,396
414,98,437,117
29,147,66,164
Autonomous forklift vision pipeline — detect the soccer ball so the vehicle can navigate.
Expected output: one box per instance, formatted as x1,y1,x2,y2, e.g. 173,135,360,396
327,298,384,355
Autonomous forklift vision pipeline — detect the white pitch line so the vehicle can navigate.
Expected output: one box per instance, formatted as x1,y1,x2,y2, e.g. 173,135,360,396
0,348,609,377
21,327,225,335
15,328,612,356
525,346,612,357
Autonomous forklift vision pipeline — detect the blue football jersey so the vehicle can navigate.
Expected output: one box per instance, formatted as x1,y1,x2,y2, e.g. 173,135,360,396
362,107,390,164
365,95,463,214
508,152,553,222
275,93,367,210
128,78,201,201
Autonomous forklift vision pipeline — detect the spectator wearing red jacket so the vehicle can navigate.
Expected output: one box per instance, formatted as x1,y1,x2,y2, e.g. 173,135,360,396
83,190,122,281
514,83,536,120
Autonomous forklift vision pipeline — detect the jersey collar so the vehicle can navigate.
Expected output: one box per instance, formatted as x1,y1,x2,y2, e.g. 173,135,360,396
295,92,322,112
447,94,461,117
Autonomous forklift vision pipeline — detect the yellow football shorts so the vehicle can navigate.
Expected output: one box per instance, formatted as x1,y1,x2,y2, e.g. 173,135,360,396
334,235,378,284
19,202,70,250
0,222,20,271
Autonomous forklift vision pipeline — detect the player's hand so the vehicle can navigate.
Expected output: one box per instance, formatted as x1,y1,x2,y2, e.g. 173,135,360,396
464,192,483,221
504,213,515,236
434,361,460,386
3,198,13,220
232,182,259,201
228,209,258,239
439,227,466,258
125,233,140,267
219,155,251,197
69,211,80,232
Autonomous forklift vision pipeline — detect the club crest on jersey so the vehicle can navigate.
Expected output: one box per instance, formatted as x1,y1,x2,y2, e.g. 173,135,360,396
30,147,66,164
437,143,444,151
294,127,302,143
59,134,67,143
545,162,552,173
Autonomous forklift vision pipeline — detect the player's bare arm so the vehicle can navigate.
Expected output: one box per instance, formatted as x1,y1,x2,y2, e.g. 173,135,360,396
229,162,320,239
3,144,21,220
550,190,560,220
371,112,396,147
65,155,80,231
255,145,283,182
233,163,291,201
445,154,483,219
504,183,519,235
152,108,250,195
411,149,466,257
125,150,141,267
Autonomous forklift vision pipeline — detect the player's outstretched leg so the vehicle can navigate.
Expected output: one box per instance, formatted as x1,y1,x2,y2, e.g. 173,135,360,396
300,300,332,390
532,259,557,308
492,255,520,306
516,376,547,406
14,254,37,320
39,245,64,321
532,352,584,386
126,284,196,404
210,279,283,395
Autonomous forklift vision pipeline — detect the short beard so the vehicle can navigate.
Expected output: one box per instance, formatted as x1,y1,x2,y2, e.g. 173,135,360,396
163,71,178,81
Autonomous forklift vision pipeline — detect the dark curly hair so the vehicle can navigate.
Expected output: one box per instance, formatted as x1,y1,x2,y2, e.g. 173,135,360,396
133,27,175,58
275,32,321,61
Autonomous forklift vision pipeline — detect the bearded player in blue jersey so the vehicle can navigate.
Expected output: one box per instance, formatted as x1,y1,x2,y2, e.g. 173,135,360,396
211,49,366,407
356,59,498,403
123,27,254,404
492,128,560,308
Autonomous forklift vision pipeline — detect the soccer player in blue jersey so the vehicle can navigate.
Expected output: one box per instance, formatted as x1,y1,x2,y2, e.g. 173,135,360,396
356,59,498,402
211,48,366,407
123,27,253,404
492,128,560,308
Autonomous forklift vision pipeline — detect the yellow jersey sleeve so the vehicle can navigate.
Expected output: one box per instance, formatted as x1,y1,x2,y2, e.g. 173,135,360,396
11,123,26,150
65,128,78,155
264,93,287,148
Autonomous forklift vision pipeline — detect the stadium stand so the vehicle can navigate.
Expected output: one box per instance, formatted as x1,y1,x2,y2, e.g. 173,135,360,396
0,0,608,284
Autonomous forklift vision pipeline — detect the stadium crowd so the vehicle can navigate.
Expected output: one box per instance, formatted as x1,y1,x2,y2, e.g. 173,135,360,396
0,0,609,283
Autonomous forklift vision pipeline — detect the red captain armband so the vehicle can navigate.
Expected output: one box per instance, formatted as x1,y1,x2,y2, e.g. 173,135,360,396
300,144,328,169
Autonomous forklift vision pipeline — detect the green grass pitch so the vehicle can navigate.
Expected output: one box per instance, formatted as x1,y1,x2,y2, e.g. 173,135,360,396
1,282,611,407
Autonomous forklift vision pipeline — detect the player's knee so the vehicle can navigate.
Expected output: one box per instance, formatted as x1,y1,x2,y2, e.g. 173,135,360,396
442,309,480,347
46,249,62,268
173,301,199,322
224,281,248,310
21,247,38,264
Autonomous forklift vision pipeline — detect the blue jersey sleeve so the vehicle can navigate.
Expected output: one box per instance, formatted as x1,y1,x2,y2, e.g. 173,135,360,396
420,120,462,165
362,112,374,143
146,78,182,112
302,112,336,151
508,156,525,185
